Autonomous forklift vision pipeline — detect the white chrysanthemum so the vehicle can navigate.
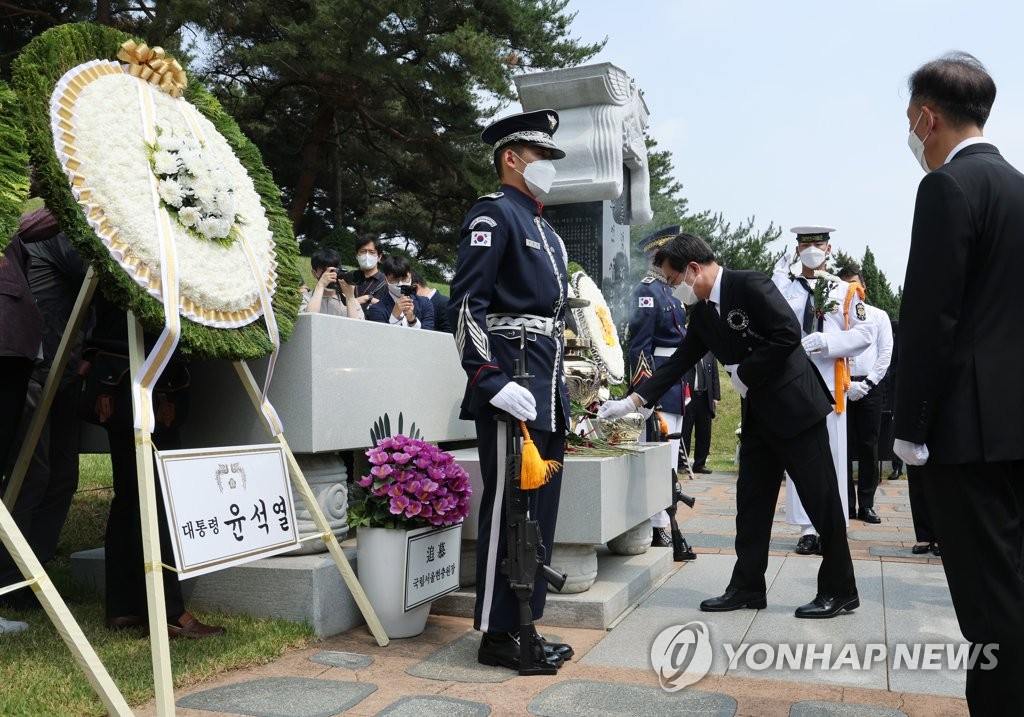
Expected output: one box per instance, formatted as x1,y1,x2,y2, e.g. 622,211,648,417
177,205,200,227
61,71,277,322
157,178,185,207
152,150,179,176
572,270,625,384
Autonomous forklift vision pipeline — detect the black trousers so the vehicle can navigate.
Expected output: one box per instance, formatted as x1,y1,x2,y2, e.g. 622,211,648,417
731,410,855,598
0,379,81,591
846,386,883,512
906,465,935,543
922,461,1024,716
472,417,563,633
681,393,713,468
104,426,185,621
0,356,34,479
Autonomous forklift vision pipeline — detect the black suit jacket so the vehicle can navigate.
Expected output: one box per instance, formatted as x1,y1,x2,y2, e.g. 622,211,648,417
896,142,1024,463
429,290,451,333
682,351,721,416
639,268,832,439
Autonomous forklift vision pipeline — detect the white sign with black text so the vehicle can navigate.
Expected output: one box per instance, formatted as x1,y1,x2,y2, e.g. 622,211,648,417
155,444,299,578
404,523,462,611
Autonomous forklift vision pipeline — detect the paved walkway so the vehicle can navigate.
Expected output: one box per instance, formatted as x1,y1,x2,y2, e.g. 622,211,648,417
140,474,969,717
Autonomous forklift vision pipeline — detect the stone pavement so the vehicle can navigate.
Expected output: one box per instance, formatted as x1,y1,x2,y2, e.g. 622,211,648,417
140,474,969,717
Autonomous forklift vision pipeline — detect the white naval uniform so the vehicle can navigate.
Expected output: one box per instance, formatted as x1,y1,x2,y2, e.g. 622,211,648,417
772,258,872,529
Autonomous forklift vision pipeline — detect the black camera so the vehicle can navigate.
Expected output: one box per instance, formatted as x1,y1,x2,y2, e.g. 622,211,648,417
399,284,416,297
327,267,361,291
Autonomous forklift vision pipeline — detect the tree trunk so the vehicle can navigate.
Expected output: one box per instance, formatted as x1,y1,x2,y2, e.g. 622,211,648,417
289,101,335,230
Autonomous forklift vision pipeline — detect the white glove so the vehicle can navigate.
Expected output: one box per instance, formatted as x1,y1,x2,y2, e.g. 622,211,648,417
490,382,537,422
801,332,828,355
893,438,929,466
847,381,870,401
597,396,639,420
774,251,797,274
723,364,747,398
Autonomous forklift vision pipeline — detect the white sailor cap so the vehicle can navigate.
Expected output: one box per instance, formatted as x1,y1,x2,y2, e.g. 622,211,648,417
790,225,836,243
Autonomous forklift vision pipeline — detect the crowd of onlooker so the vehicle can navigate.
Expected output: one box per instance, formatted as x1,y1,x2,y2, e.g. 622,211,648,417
299,235,452,333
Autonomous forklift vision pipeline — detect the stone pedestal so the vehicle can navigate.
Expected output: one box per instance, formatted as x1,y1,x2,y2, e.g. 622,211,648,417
551,543,598,593
452,443,671,594
287,453,348,555
606,521,653,555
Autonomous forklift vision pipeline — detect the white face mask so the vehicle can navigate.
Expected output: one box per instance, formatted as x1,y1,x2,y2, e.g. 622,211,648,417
671,268,699,306
513,152,556,196
907,110,932,173
387,281,411,299
357,253,378,271
799,246,828,269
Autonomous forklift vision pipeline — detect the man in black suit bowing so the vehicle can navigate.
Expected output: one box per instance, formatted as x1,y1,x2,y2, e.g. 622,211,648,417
895,52,1024,714
599,232,857,618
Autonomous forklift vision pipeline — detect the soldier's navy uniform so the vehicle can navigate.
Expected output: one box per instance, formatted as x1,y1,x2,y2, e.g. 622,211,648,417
448,111,570,636
628,226,688,540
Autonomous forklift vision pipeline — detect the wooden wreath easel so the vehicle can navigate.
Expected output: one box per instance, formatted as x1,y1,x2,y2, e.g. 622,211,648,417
2,267,388,716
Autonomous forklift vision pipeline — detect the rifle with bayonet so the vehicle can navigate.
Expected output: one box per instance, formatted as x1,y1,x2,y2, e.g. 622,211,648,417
501,326,567,675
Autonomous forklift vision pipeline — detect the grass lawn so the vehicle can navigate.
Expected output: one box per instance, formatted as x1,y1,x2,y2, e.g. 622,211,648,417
703,364,742,474
1,454,315,717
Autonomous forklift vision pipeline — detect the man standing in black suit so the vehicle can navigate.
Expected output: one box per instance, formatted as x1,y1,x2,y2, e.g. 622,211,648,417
412,271,451,333
895,52,1024,714
681,351,720,474
599,233,857,618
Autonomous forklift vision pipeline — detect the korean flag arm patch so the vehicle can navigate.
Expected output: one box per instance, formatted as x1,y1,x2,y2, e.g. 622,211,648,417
470,231,491,247
638,296,654,308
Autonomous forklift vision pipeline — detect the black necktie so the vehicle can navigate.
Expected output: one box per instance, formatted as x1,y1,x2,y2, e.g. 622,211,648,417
795,278,815,334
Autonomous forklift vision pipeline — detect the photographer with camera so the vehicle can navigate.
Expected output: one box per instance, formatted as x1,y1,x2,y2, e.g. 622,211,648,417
378,254,434,329
300,248,364,320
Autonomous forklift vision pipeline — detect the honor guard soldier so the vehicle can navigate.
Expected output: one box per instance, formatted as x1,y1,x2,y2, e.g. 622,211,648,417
772,226,872,554
628,225,689,546
448,109,573,672
599,232,857,618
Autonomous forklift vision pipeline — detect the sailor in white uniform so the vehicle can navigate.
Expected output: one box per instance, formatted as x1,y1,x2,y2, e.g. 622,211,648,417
772,226,872,554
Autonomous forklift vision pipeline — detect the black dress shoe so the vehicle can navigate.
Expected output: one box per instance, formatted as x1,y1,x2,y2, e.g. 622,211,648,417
478,631,562,671
794,592,860,619
537,634,574,661
651,527,673,548
692,464,713,474
911,543,931,555
794,534,820,555
858,507,881,524
700,587,767,612
930,542,941,557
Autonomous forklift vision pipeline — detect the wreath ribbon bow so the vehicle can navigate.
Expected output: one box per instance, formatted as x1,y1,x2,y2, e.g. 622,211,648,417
117,40,187,97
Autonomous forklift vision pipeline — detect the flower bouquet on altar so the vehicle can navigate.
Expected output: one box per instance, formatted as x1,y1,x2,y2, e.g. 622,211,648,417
349,435,472,530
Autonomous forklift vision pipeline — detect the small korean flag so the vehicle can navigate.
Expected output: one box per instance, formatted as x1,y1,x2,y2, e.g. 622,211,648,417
471,231,491,247
638,296,654,308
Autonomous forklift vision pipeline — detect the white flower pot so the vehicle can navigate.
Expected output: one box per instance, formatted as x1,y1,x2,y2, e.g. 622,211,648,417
356,526,432,638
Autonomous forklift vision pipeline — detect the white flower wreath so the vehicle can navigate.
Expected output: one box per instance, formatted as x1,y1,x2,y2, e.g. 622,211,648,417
571,270,625,384
52,66,277,326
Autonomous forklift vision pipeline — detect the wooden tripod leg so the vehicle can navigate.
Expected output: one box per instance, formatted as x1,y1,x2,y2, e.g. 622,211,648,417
0,501,133,716
128,313,176,715
231,361,389,646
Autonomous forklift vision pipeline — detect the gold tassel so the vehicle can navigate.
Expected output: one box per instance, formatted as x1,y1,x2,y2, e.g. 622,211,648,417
519,421,561,489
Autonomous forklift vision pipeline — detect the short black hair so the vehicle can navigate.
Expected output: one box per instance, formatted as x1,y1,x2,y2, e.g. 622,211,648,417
355,233,380,254
310,248,341,272
653,232,715,272
909,52,996,129
379,254,412,280
410,271,427,288
493,142,526,179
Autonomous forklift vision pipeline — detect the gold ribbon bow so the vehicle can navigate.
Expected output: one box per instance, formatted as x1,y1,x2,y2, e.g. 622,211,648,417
117,40,188,98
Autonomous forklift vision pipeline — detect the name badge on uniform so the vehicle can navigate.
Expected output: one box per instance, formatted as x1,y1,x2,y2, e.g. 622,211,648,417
638,296,654,308
525,238,541,250
855,302,866,320
471,231,491,247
